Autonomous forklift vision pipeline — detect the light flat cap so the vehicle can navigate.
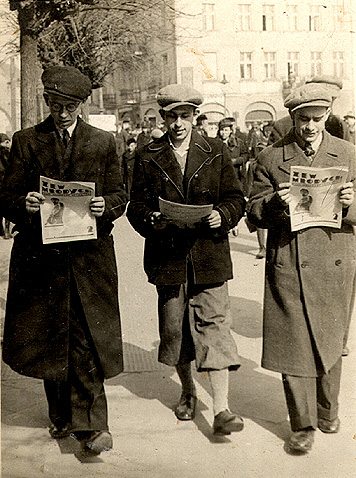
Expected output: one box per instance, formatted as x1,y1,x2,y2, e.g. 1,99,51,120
157,84,203,111
344,111,355,119
306,75,343,90
284,83,332,112
42,66,92,101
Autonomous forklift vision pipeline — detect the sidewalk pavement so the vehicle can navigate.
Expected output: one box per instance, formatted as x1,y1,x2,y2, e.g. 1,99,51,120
1,218,356,477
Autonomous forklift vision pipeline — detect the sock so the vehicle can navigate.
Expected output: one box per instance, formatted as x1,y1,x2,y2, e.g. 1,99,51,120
209,368,229,416
175,363,196,396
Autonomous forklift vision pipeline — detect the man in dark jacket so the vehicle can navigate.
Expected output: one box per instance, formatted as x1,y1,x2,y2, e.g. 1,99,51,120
0,66,127,456
247,83,356,454
127,84,246,435
0,133,11,238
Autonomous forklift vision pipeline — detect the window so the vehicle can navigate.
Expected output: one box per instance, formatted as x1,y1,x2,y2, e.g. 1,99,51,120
309,5,321,31
310,51,322,76
240,52,253,79
202,52,218,81
286,5,298,31
264,52,276,79
332,4,345,31
333,51,344,77
236,4,251,31
262,4,275,31
287,51,299,77
203,3,215,31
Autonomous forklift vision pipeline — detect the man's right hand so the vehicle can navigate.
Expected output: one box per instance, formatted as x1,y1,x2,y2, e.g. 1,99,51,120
277,182,292,206
150,212,171,231
25,192,45,214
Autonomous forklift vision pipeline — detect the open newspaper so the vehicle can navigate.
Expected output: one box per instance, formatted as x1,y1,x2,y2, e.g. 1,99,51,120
289,166,348,232
159,197,213,226
40,176,97,244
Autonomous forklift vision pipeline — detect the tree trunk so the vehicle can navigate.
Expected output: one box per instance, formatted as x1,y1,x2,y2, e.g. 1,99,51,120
19,8,39,129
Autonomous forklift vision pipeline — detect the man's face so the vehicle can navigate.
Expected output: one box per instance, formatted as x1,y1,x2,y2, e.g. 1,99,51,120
44,93,82,130
128,142,136,153
219,126,231,141
345,116,355,128
293,106,330,143
163,105,195,143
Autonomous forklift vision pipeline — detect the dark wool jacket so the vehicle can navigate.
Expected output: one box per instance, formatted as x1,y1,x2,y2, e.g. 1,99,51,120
127,131,246,286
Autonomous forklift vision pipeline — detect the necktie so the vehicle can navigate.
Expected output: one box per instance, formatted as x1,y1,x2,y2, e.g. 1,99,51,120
304,142,315,157
62,129,70,148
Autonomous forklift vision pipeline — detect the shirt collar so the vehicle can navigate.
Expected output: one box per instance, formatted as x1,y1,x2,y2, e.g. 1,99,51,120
57,120,77,138
168,131,192,155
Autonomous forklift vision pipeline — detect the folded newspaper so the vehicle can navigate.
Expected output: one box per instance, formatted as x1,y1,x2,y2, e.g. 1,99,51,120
289,166,349,232
40,176,97,244
159,197,213,226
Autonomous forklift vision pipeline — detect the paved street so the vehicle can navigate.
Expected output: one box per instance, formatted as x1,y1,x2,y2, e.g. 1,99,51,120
1,217,355,478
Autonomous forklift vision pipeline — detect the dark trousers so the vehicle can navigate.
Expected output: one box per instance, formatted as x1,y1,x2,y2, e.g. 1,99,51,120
44,283,108,433
282,358,342,431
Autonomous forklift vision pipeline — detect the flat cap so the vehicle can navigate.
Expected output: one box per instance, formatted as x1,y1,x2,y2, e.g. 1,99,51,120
156,84,203,111
284,83,332,112
42,66,92,101
218,118,234,129
344,111,355,119
306,75,343,90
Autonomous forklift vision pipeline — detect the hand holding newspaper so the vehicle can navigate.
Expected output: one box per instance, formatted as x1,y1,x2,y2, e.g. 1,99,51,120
158,197,213,227
288,166,349,232
40,175,97,244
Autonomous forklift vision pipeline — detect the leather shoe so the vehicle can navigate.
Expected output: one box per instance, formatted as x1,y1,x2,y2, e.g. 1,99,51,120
213,409,244,435
288,428,314,453
342,346,349,356
318,417,340,434
82,431,113,456
49,423,70,439
174,393,197,421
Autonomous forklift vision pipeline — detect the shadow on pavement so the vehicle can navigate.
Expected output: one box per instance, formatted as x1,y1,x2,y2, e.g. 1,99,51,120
230,296,263,338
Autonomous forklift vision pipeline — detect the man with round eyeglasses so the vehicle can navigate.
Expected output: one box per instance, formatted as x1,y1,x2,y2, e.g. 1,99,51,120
0,65,128,456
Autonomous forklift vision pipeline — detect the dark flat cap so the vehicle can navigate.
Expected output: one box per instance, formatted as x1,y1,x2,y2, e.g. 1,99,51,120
157,84,203,111
218,118,234,129
42,66,92,101
284,83,332,112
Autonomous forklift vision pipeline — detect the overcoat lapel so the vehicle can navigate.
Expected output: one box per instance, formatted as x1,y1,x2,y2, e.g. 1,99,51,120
67,118,95,180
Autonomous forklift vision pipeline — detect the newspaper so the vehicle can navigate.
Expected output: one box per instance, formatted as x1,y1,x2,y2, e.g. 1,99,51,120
289,166,349,232
159,197,213,226
40,176,97,244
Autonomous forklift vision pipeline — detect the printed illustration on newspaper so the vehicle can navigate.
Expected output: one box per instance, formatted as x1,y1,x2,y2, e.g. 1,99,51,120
40,176,97,244
289,166,348,232
159,197,213,227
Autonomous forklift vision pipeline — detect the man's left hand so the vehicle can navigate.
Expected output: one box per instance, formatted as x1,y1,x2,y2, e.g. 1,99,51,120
203,210,221,229
90,196,105,217
339,182,354,207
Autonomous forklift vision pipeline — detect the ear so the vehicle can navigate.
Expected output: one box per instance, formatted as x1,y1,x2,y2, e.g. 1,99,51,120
325,108,331,122
289,110,295,125
159,109,166,120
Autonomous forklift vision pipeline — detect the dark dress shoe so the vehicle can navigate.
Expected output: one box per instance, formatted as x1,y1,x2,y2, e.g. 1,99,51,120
342,346,349,356
82,431,113,456
49,423,71,439
174,393,197,421
318,417,340,434
288,428,314,453
213,410,244,435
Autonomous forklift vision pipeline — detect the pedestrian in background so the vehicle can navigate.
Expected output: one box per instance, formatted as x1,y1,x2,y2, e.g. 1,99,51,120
127,84,246,436
344,111,355,145
247,83,356,454
136,122,151,149
121,137,137,198
0,133,12,238
0,66,127,456
195,113,209,137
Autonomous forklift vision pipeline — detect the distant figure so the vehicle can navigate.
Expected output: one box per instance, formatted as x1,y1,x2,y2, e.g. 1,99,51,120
0,133,11,238
195,113,209,137
121,137,137,198
136,122,151,149
344,111,355,145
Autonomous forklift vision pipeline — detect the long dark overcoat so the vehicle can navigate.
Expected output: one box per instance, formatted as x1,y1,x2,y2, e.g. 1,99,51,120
0,116,127,381
247,130,356,377
127,131,246,285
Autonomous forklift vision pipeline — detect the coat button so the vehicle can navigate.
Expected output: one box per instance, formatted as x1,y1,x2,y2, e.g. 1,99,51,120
194,173,198,178
335,259,342,266
300,262,308,268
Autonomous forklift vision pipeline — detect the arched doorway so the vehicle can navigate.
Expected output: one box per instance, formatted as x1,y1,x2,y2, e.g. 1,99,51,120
244,102,276,129
197,102,227,137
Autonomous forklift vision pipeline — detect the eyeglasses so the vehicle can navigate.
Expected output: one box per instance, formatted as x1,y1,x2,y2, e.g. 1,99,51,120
48,101,81,113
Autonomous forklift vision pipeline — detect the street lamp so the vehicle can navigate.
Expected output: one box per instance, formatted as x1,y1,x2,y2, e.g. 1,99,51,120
220,74,229,113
